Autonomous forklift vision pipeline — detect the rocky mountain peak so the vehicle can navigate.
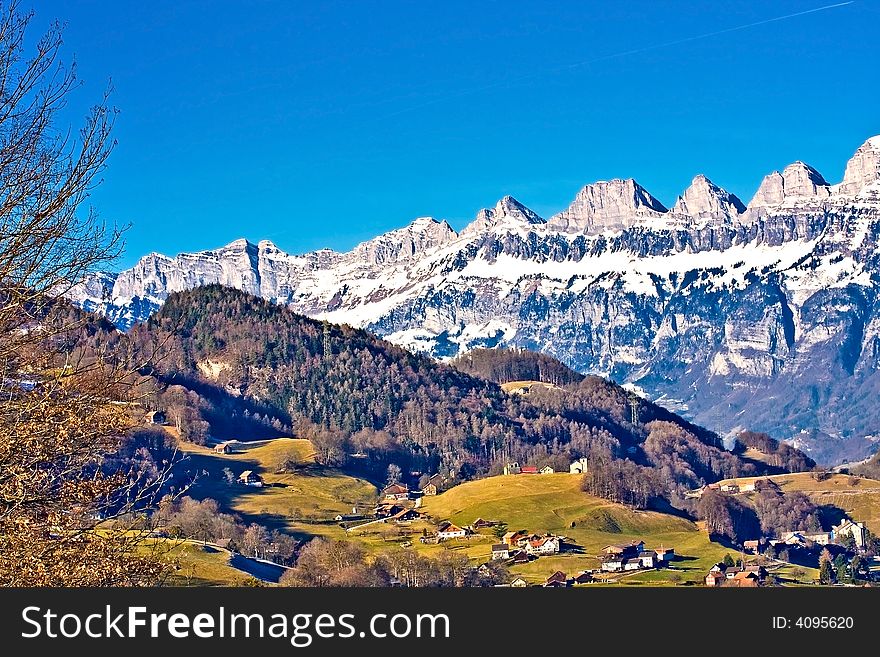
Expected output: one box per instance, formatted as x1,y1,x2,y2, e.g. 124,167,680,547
547,178,667,234
839,135,880,195
748,161,831,209
350,216,457,266
461,195,544,236
671,174,745,220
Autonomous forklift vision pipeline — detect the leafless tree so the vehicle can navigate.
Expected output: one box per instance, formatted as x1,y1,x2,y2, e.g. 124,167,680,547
0,1,170,586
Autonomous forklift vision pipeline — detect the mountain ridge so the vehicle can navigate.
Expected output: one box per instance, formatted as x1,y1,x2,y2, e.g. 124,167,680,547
69,135,880,464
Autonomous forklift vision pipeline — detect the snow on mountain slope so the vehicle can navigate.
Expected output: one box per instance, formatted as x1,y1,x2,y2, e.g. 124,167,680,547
69,136,880,464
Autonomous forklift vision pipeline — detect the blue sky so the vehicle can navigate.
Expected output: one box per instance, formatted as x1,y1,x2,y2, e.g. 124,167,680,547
37,0,880,268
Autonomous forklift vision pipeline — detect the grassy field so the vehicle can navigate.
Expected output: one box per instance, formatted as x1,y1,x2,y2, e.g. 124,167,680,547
167,436,856,587
500,380,559,393
174,437,377,542
142,540,257,586
419,473,752,585
716,472,880,534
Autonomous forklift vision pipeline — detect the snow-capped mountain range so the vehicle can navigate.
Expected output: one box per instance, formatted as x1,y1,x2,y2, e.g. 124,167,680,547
70,136,880,464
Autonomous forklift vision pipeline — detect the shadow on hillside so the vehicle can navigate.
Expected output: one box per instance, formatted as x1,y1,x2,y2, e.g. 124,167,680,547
648,497,694,521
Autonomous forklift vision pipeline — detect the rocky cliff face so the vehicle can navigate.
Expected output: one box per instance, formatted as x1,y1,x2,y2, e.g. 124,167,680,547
69,137,880,464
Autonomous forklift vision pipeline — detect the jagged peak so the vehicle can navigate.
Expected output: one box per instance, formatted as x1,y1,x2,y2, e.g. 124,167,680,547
461,195,544,236
547,178,667,234
748,160,831,209
838,136,880,195
671,174,745,219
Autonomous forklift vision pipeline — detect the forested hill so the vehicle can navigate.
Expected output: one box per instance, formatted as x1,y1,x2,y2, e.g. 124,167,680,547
123,285,811,504
450,347,584,386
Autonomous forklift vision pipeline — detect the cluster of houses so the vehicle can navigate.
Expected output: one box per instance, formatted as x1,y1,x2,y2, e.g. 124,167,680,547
705,562,768,587
685,480,759,498
599,540,675,572
503,462,556,476
743,519,869,554
487,529,564,566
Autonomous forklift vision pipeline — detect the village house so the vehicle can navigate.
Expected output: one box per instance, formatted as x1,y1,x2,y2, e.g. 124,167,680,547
544,571,569,588
238,470,263,487
707,563,767,586
637,550,657,569
510,550,530,564
213,441,233,454
503,462,521,476
373,502,405,519
382,484,410,501
334,513,364,522
603,540,645,557
491,544,510,560
569,457,589,474
655,547,675,563
600,555,626,572
510,577,529,588
572,571,593,584
833,520,868,548
437,522,467,541
774,530,832,547
524,535,561,556
472,517,497,529
601,541,670,573
503,530,529,547
389,508,423,523
743,538,766,553
421,473,447,496
540,465,555,474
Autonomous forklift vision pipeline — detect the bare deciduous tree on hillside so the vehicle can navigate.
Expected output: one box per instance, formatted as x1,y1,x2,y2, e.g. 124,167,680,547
0,1,169,586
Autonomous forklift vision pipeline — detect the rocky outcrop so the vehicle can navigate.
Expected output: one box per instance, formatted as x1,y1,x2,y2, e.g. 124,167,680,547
461,196,544,236
546,179,667,233
670,174,745,222
839,136,880,195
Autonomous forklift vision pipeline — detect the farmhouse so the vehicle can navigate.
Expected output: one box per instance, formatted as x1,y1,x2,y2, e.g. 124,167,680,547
720,483,740,493
238,470,263,487
705,571,726,587
638,550,657,568
655,547,674,563
213,441,233,454
491,544,510,560
421,473,447,496
510,577,529,588
544,571,569,587
524,535,561,556
503,530,529,547
389,508,423,522
572,571,593,584
603,540,645,557
437,522,467,541
743,539,765,553
569,457,589,474
600,555,625,572
503,462,521,475
472,517,497,529
382,484,410,501
373,502,404,518
707,563,767,586
833,520,868,548
540,466,555,474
